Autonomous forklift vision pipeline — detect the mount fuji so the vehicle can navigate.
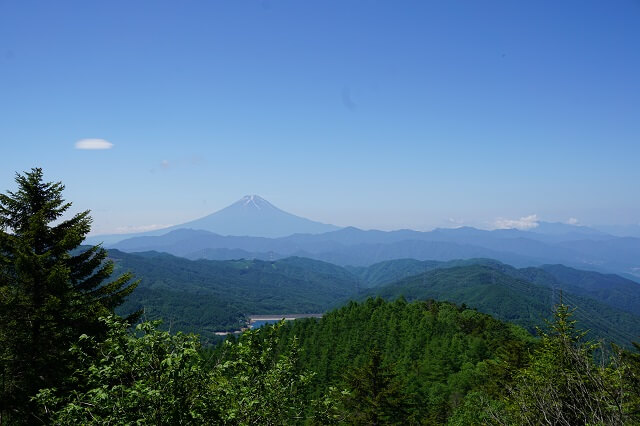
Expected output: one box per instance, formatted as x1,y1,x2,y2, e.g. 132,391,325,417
87,195,340,244
171,195,339,238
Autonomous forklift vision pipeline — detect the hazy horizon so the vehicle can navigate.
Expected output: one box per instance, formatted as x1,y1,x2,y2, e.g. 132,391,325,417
2,1,639,234
83,193,636,237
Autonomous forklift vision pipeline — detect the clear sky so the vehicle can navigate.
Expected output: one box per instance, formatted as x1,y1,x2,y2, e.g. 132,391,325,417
1,0,639,234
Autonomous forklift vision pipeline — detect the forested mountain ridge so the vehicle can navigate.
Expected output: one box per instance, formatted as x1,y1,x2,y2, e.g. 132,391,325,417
109,249,640,347
266,297,537,423
111,250,358,340
351,258,640,317
367,264,640,347
32,298,640,425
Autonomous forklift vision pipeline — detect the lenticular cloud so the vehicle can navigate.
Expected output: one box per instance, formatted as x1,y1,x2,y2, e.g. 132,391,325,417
75,138,114,150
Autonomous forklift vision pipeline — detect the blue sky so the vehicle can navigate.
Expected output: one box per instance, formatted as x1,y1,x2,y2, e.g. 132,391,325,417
1,0,639,234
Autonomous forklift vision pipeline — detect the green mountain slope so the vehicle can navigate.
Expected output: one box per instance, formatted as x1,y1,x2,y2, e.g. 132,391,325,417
346,259,442,288
353,258,640,318
347,257,506,288
112,250,358,341
268,297,536,423
525,264,640,317
368,264,640,347
110,250,640,347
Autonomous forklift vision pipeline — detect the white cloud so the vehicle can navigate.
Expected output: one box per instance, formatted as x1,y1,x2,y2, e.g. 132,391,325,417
493,214,539,230
75,138,114,150
446,217,465,227
567,217,579,225
161,160,170,169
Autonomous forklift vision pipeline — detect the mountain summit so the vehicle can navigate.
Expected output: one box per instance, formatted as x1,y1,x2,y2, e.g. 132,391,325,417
233,195,278,211
86,195,340,245
166,195,339,238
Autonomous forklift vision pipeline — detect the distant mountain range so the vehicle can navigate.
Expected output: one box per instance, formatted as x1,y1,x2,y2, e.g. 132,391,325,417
108,225,640,281
85,195,640,280
594,224,640,238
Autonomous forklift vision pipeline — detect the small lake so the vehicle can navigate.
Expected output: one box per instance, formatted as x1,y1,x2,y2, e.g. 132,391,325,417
248,314,323,329
250,319,283,329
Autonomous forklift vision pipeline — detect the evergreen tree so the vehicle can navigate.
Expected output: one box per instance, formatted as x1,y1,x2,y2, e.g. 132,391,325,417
0,168,139,422
619,341,640,422
503,303,626,425
340,348,413,425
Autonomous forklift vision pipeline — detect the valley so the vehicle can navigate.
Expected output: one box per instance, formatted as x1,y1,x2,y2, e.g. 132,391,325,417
110,248,640,348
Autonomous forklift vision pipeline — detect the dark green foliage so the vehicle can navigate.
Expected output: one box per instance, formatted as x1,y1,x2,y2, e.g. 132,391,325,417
619,342,640,420
0,168,138,422
111,253,640,348
346,258,442,288
369,264,640,347
527,264,640,316
497,304,631,425
353,257,640,318
29,288,640,424
269,297,535,422
112,251,358,340
339,349,413,425
30,296,640,425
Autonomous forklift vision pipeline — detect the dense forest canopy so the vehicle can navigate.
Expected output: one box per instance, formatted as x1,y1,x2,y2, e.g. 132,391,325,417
267,297,536,423
31,299,640,425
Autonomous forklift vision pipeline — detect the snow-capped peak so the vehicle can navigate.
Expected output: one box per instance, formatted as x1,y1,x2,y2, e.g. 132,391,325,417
240,195,271,210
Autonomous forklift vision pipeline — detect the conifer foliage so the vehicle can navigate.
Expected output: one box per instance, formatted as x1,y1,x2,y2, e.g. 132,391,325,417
500,304,631,425
339,349,411,425
0,168,139,422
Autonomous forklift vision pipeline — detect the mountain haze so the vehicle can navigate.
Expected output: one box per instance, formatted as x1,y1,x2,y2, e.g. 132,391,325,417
87,195,340,244
109,224,640,280
95,196,640,280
